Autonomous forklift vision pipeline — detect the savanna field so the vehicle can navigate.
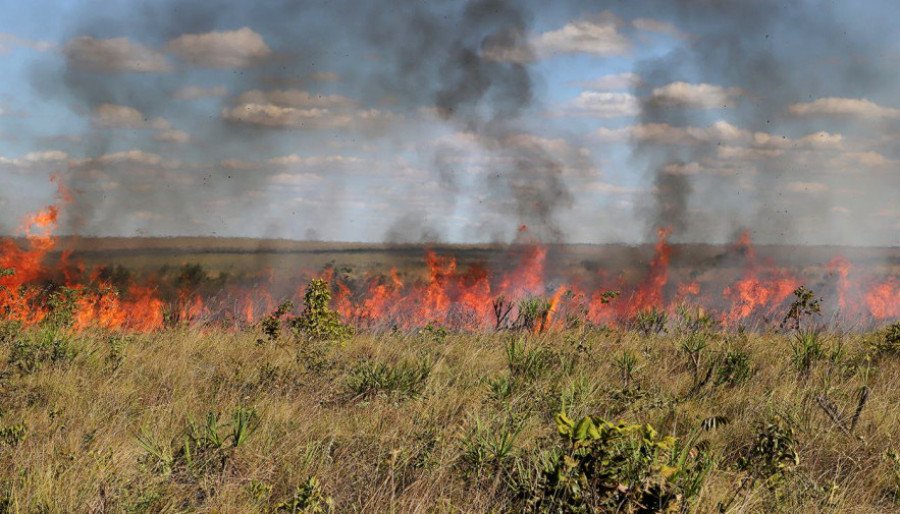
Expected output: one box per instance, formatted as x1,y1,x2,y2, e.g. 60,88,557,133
1,271,900,512
1,204,900,512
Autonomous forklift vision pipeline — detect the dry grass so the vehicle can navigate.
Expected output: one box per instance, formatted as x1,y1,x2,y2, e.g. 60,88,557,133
0,323,898,512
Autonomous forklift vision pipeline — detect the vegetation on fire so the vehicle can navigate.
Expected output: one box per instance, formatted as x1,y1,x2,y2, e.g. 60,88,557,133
0,276,898,511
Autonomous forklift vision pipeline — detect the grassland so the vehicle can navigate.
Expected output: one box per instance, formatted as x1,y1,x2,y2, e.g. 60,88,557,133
1,314,899,512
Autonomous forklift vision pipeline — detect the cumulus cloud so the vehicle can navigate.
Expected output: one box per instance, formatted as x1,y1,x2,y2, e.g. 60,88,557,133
153,129,190,144
91,103,166,128
269,172,323,186
631,18,687,39
0,150,69,169
569,91,639,118
91,103,189,144
576,72,641,91
649,82,743,108
0,33,54,54
788,97,900,118
64,36,171,73
222,88,395,129
596,120,843,151
166,27,271,68
172,85,227,100
534,13,630,57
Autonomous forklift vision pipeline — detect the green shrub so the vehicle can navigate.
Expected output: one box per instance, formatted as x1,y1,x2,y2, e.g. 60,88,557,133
518,412,711,512
506,338,552,381
738,417,800,486
517,296,553,333
0,423,27,447
345,357,432,399
7,328,75,374
273,476,334,513
872,322,900,357
137,407,258,480
290,279,352,342
791,332,824,374
633,307,668,336
461,415,522,475
716,348,755,387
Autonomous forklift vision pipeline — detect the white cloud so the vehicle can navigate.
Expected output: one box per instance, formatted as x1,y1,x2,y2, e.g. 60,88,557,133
153,129,190,144
64,36,171,73
234,89,354,109
0,150,69,169
570,91,639,118
92,103,159,128
786,181,829,194
595,121,843,152
596,120,745,144
223,89,396,129
166,27,271,68
266,154,362,167
172,85,227,100
631,18,687,39
788,97,900,118
0,33,54,54
577,72,641,91
269,172,323,186
534,13,630,57
91,103,191,144
650,82,743,109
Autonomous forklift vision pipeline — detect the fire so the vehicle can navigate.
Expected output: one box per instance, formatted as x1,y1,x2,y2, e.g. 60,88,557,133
0,182,896,333
865,278,899,320
722,232,800,325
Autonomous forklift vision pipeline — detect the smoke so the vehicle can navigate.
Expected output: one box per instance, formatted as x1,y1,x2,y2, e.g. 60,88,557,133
626,0,896,246
22,0,899,246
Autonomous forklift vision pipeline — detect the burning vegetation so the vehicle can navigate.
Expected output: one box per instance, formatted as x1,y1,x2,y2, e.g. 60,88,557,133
1,190,896,334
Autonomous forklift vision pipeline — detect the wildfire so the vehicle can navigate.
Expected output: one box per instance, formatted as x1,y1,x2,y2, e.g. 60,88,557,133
0,191,896,333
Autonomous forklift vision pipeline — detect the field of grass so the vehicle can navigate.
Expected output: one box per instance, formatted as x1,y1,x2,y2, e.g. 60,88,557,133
1,305,899,512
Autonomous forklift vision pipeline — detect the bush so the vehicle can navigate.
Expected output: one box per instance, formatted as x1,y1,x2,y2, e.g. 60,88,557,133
290,279,352,342
518,412,711,512
633,307,668,336
273,476,334,513
345,357,432,400
871,322,900,357
716,348,755,387
7,328,75,374
738,417,800,486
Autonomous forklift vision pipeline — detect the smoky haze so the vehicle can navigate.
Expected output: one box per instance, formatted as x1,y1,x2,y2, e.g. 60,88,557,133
18,0,900,247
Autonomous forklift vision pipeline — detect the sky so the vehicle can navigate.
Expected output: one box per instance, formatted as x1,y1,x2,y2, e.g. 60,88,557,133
0,0,898,246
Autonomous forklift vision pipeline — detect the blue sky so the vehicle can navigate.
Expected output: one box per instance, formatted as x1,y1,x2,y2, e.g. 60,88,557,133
1,0,898,245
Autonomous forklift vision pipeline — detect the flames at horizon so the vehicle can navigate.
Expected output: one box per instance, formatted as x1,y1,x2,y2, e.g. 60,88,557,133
1,190,898,333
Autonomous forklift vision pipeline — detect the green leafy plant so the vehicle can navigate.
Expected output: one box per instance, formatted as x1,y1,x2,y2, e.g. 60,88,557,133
677,304,715,335
137,407,259,480
516,296,553,333
871,322,900,358
505,337,552,381
633,307,668,336
791,331,824,374
613,350,641,389
260,300,294,342
345,357,432,400
716,348,755,387
520,412,711,512
0,422,27,447
461,414,523,475
738,416,800,486
781,286,821,333
290,279,352,342
7,327,75,374
680,334,709,386
273,476,334,513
